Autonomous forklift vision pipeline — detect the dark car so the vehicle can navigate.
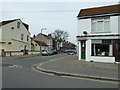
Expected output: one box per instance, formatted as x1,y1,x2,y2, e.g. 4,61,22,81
71,50,77,54
64,50,69,53
67,50,76,55
53,50,58,54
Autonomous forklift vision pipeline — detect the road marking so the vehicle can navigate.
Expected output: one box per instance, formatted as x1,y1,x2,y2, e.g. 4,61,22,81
8,65,22,68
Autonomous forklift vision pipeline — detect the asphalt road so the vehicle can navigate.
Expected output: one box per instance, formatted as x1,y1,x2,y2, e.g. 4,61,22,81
2,53,119,88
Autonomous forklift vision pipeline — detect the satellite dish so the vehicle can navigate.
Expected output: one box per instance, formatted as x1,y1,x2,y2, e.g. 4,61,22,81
83,31,88,35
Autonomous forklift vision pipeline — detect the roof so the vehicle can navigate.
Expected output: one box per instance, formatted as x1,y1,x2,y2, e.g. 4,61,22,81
34,40,48,46
77,4,120,18
37,33,53,39
0,19,29,30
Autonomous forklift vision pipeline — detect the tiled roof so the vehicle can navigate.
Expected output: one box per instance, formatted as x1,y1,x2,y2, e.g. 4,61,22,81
0,19,17,26
77,4,120,18
37,33,53,39
0,19,29,30
34,40,48,46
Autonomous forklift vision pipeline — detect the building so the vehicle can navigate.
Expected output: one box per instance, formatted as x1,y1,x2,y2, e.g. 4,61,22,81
60,41,76,51
31,37,40,51
33,33,53,50
0,19,31,56
76,4,120,62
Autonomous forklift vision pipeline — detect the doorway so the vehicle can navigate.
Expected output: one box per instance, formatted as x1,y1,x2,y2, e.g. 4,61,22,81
81,40,86,60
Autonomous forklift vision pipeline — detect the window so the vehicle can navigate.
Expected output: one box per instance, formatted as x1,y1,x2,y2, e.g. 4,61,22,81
27,35,29,41
116,40,120,53
21,34,24,40
17,22,20,29
19,45,23,51
91,17,110,32
91,40,113,56
102,40,111,44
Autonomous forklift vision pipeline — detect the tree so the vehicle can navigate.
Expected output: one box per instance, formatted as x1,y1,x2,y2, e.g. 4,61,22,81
52,29,69,42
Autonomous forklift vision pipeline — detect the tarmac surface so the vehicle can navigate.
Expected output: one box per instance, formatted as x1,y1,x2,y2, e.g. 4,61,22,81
34,55,120,82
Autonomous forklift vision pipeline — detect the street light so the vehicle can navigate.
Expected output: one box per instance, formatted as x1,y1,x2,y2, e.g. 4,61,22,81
40,28,46,55
41,28,46,35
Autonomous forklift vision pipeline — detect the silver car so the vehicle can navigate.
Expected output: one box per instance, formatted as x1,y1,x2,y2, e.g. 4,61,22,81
42,50,54,56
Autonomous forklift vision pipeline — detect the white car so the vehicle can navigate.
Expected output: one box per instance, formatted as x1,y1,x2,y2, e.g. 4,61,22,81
42,50,54,56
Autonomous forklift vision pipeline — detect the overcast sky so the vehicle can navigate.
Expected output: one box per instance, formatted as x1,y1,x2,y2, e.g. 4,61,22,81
0,1,119,44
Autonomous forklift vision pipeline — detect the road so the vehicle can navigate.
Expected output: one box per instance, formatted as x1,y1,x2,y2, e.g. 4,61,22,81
2,53,118,88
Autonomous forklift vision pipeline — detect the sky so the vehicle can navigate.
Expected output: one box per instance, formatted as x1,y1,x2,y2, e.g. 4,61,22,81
0,0,119,44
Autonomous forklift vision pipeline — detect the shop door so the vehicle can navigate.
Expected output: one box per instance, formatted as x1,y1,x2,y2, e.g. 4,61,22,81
81,40,86,59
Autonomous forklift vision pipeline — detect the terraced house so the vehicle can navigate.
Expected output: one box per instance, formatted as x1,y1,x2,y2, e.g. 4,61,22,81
0,19,31,56
77,4,120,62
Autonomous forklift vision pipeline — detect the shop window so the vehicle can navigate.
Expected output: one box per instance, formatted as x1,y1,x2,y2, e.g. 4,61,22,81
116,40,120,53
91,40,113,56
102,40,111,44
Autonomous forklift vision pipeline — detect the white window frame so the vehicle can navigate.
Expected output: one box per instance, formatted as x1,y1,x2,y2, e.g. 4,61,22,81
91,17,110,33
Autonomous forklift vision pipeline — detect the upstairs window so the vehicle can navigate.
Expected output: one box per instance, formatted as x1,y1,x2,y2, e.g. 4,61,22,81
27,35,29,41
17,21,21,29
21,34,24,40
91,17,110,33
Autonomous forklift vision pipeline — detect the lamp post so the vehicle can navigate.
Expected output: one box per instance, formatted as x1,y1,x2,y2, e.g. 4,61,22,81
40,28,46,56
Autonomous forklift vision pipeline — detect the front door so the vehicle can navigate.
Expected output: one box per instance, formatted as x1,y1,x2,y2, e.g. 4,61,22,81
81,40,86,59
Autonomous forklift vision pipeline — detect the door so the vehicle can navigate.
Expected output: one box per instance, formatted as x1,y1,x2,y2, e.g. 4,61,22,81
81,40,86,59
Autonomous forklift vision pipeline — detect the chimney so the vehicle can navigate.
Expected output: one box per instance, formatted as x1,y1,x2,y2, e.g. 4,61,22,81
48,34,51,36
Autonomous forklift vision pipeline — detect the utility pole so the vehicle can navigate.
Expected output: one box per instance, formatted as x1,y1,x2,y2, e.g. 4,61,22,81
40,28,46,56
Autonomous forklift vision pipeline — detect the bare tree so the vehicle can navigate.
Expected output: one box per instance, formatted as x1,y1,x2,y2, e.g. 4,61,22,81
52,29,69,42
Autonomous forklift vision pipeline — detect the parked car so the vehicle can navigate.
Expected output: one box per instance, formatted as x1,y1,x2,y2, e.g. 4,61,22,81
64,49,77,54
42,50,54,56
64,50,69,53
67,50,76,55
71,50,77,54
53,50,58,54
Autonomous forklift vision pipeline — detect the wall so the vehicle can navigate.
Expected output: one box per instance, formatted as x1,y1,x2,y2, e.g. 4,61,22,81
88,56,115,62
31,40,40,51
110,16,119,34
77,18,91,36
78,41,81,60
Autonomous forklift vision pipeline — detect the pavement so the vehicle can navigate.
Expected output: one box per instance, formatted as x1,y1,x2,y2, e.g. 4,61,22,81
1,54,40,59
34,55,120,82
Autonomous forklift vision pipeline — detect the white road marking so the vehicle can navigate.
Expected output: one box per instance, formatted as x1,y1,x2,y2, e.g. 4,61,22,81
8,65,22,68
